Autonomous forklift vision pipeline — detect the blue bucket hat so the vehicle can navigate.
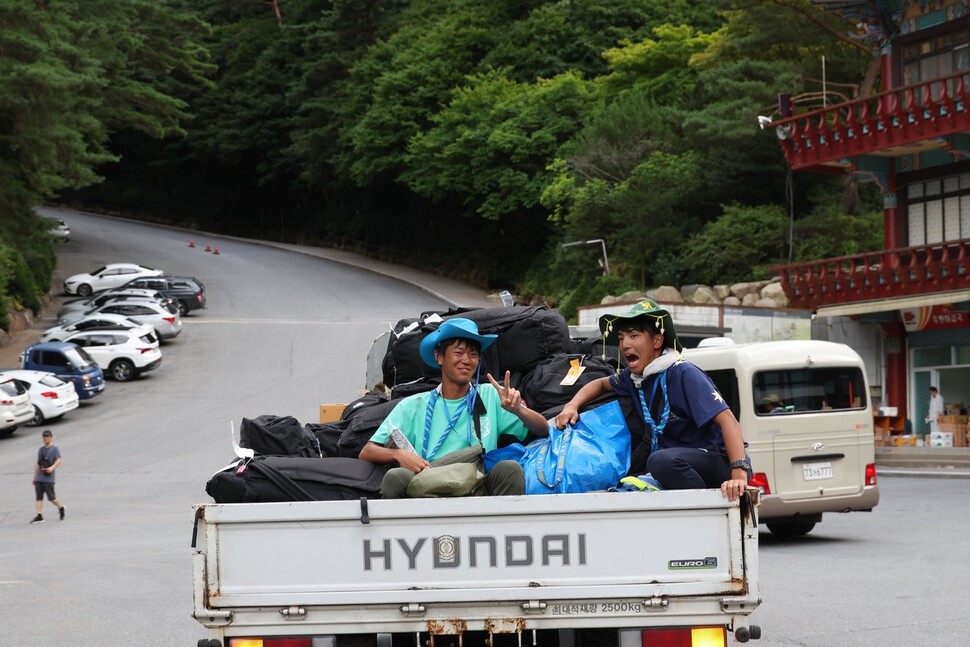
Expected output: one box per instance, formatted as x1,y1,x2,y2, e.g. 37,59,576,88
419,318,497,368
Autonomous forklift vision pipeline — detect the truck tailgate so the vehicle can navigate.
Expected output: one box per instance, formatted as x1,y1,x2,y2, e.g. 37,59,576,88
196,490,754,610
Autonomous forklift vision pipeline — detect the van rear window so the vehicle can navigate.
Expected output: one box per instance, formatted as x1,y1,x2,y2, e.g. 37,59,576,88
753,367,866,415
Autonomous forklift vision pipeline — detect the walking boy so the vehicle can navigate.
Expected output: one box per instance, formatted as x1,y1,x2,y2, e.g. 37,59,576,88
31,430,65,523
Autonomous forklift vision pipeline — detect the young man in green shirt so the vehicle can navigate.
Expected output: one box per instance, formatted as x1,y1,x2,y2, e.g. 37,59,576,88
359,318,549,498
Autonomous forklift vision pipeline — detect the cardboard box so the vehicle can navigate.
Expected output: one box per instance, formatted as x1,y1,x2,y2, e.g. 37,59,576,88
319,403,346,423
940,415,968,424
928,432,953,448
939,423,968,447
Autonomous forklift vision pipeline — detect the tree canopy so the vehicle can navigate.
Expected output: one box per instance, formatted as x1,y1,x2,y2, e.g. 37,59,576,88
2,0,883,327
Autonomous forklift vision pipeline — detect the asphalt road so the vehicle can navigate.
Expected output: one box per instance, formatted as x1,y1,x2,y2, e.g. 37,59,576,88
0,209,449,645
1,211,967,646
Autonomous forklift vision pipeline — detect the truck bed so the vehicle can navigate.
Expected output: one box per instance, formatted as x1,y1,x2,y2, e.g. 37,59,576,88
193,489,760,638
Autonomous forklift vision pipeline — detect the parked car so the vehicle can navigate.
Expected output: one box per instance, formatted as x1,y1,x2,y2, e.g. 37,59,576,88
0,370,80,426
57,288,177,319
62,329,162,382
0,376,34,435
59,301,182,341
41,313,157,343
46,217,70,241
63,263,162,296
20,342,106,400
119,275,206,315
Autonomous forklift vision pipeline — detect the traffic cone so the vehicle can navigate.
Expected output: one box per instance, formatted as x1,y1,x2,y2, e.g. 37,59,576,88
188,240,195,248
212,246,220,255
204,244,211,252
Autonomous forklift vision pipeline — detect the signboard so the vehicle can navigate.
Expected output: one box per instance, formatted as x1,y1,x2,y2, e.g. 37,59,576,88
901,305,970,332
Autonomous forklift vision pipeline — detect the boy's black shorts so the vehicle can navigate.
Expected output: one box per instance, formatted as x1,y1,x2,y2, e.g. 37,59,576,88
34,482,56,501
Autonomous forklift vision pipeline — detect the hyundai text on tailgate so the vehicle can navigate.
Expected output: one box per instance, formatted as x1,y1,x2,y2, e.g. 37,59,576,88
192,488,761,646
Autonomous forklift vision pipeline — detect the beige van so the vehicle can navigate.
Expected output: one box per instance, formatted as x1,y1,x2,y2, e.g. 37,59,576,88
684,339,879,537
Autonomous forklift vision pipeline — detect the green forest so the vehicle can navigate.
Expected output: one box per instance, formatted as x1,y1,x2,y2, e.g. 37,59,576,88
0,0,886,329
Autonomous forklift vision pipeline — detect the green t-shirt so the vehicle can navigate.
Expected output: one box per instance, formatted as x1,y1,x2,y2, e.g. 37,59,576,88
370,385,530,461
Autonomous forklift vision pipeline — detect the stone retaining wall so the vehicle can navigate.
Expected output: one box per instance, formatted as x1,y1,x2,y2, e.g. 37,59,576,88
601,278,788,309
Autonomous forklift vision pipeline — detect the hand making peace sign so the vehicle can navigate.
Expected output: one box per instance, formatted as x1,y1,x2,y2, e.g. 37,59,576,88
487,370,524,413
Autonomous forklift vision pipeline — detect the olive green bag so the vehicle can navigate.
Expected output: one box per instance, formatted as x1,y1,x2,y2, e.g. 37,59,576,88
406,444,485,498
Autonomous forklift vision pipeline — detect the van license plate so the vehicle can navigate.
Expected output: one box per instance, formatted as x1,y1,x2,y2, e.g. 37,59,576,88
803,462,833,481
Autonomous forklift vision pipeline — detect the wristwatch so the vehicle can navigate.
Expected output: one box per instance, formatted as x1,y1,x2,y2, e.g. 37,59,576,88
729,459,751,471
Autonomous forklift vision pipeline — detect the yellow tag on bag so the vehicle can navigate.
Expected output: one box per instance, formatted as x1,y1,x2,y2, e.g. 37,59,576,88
559,359,587,387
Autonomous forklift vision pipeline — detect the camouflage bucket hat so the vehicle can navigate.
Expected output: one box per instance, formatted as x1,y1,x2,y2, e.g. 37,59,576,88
598,299,680,351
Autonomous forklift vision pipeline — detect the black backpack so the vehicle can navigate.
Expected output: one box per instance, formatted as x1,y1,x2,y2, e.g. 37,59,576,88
240,414,322,458
521,353,617,416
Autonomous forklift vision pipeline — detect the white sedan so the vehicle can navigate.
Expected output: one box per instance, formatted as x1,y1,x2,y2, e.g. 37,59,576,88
63,263,163,296
0,370,80,427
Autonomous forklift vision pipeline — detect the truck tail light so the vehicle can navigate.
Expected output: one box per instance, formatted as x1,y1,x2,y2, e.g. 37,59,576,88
636,626,726,646
865,463,878,486
748,472,771,495
41,391,60,399
229,639,314,647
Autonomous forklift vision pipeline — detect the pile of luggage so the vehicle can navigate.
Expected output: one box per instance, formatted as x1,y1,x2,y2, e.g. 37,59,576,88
206,305,644,503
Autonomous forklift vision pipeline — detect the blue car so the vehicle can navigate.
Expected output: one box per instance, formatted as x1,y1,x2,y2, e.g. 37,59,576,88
19,341,106,400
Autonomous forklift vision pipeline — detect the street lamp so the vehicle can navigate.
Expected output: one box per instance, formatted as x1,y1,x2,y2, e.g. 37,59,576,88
560,239,610,275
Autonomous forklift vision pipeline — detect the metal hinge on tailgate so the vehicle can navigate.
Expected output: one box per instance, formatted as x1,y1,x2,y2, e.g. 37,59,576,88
400,602,427,616
642,595,669,611
520,600,547,613
280,606,306,620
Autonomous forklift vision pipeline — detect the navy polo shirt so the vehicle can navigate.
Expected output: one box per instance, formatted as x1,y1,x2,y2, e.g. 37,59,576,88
610,360,729,453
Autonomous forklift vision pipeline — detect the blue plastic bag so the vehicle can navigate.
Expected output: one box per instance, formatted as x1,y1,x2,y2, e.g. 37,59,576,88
484,399,631,494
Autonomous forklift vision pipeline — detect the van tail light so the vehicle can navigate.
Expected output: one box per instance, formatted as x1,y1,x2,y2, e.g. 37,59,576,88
40,391,60,400
749,472,771,495
865,463,878,486
163,316,176,324
624,626,727,646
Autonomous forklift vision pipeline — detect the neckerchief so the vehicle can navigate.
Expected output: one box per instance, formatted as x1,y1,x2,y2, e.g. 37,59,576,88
423,385,476,461
632,350,682,452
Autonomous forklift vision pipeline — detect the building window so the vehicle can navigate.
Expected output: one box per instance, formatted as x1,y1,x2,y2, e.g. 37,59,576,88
906,172,970,244
900,22,970,97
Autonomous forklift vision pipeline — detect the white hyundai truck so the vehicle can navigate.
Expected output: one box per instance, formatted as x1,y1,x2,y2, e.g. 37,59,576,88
192,487,761,647
192,330,762,647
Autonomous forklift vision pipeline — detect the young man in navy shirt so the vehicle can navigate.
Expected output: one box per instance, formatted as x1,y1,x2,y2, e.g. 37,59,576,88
555,300,749,500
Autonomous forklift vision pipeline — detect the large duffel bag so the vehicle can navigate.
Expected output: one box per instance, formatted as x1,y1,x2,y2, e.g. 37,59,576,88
520,352,616,416
381,316,431,388
338,397,404,458
458,305,570,376
382,306,570,387
205,456,387,503
306,393,402,459
240,414,322,458
304,419,348,458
